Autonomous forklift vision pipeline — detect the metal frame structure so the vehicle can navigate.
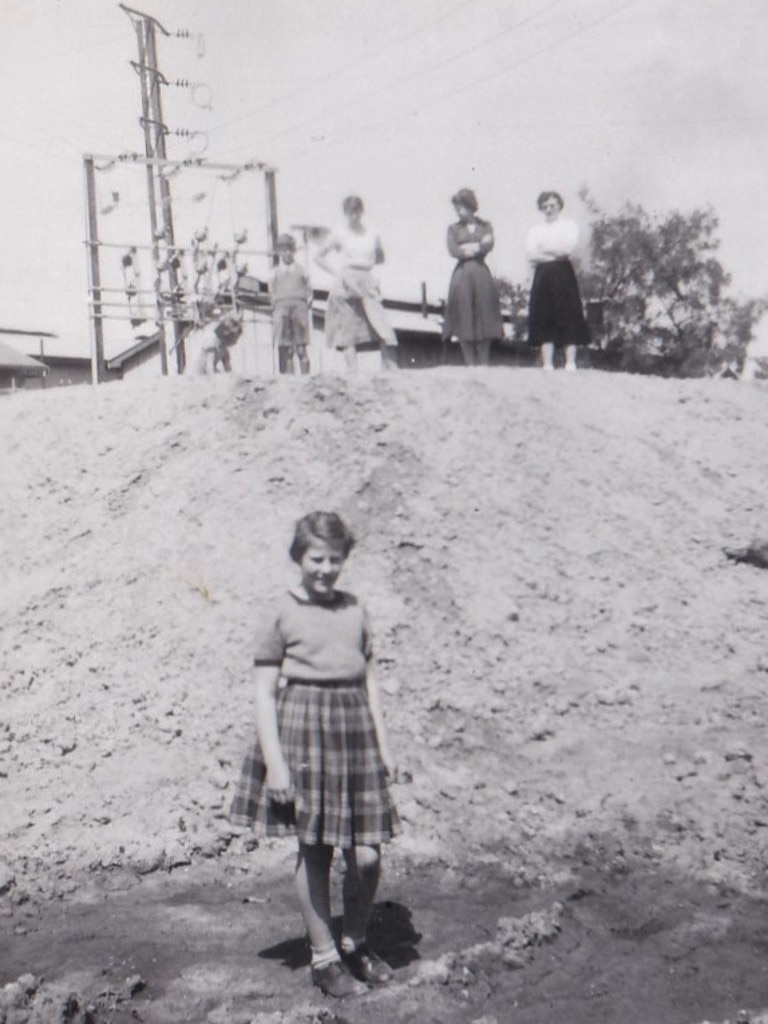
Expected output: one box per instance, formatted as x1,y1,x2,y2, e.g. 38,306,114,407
83,4,280,384
83,153,279,384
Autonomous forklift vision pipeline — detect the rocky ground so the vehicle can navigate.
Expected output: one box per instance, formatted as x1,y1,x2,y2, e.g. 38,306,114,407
2,368,768,1023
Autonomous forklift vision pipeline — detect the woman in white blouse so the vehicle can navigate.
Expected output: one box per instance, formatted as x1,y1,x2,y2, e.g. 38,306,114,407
526,191,589,371
315,196,398,372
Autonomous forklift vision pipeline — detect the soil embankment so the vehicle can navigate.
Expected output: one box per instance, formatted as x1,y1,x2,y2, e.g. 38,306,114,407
2,369,768,1023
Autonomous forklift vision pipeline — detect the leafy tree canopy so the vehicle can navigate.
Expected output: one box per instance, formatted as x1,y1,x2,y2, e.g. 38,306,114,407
579,189,767,375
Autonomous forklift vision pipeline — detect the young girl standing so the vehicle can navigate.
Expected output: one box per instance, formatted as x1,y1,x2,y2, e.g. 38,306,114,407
230,511,400,999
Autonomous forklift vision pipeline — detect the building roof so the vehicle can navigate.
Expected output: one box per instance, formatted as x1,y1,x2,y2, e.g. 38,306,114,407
0,339,48,376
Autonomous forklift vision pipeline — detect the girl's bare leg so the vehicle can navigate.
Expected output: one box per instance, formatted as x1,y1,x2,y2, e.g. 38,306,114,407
341,844,381,948
459,339,478,366
295,843,337,964
565,345,578,371
343,347,359,372
381,345,399,371
340,845,393,984
541,342,555,370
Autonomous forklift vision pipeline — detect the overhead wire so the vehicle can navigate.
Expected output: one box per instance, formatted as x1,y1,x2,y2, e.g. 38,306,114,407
2,31,125,69
276,0,644,165
259,0,565,151
0,1,65,37
206,0,489,136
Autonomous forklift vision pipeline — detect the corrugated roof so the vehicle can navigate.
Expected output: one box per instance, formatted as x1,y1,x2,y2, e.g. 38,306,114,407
0,339,48,375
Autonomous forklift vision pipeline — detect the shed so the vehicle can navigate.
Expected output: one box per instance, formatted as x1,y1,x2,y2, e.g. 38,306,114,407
0,339,48,390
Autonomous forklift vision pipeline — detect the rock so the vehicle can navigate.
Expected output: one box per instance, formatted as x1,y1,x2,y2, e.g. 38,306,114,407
497,902,564,952
595,687,633,707
529,716,554,741
121,975,145,999
58,992,79,1023
381,677,401,696
501,948,528,968
207,1006,255,1024
725,745,753,763
439,785,461,802
0,864,16,896
725,541,768,568
409,955,453,986
53,735,77,757
132,843,165,876
164,840,191,869
0,975,39,1011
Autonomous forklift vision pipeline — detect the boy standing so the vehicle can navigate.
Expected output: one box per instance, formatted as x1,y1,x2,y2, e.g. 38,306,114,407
271,234,311,375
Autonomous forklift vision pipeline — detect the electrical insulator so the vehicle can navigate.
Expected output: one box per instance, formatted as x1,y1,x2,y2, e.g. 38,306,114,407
190,83,212,110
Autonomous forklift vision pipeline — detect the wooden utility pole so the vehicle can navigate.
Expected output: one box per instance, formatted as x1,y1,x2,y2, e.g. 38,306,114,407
83,156,107,385
143,15,187,372
123,3,189,373
265,169,280,268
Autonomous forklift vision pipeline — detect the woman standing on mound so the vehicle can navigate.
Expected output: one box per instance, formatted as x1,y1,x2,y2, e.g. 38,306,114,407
230,512,400,1000
442,188,503,367
315,196,398,372
526,191,590,371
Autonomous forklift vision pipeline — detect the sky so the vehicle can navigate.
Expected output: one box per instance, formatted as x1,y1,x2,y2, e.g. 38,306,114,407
1,0,768,353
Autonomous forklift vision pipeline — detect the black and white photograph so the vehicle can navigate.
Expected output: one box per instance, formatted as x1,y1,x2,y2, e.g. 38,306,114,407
2,1,768,1022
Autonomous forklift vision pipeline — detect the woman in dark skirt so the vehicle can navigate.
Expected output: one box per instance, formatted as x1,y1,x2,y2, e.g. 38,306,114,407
526,191,589,371
442,188,503,366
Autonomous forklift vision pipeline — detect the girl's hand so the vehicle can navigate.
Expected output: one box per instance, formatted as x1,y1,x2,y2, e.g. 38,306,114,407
379,746,399,784
266,763,294,804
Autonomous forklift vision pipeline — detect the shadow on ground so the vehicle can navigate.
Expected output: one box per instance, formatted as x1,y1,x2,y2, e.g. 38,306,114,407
2,856,768,1024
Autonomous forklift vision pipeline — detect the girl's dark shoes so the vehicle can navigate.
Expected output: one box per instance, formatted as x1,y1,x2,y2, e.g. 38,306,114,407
311,960,368,998
342,944,394,986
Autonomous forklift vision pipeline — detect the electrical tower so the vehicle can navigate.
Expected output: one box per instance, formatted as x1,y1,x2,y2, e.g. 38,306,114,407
83,5,281,384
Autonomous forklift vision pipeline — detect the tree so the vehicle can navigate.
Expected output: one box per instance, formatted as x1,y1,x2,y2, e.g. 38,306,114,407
579,190,767,376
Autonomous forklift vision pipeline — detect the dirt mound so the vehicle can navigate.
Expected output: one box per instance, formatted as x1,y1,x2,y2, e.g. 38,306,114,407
2,368,768,902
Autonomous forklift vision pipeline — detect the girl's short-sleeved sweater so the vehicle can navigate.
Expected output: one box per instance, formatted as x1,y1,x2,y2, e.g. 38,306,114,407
253,589,372,681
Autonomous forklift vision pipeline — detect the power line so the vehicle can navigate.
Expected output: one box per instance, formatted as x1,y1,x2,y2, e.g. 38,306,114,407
277,0,642,165
2,31,125,69
0,1,63,37
206,0,489,136
270,0,565,151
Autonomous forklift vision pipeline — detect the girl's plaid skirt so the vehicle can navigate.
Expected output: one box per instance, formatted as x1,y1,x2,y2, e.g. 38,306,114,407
229,681,401,848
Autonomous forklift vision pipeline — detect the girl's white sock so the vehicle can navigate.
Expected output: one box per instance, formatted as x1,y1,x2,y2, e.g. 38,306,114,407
340,934,365,954
310,942,340,970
